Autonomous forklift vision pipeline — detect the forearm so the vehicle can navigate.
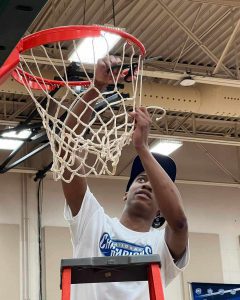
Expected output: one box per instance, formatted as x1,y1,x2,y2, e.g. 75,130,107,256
65,83,105,134
61,56,120,214
61,83,105,179
136,146,187,231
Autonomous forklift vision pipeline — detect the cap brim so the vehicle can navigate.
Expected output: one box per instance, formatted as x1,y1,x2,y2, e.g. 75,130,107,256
126,153,176,191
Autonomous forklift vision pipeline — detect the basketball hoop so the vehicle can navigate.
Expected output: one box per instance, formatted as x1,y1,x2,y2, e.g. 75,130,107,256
0,25,148,182
0,25,145,89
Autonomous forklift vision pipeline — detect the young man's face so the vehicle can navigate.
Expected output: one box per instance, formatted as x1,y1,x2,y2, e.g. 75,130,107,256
125,172,159,220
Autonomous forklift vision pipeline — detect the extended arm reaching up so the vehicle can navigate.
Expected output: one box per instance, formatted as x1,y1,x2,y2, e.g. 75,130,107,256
62,56,121,216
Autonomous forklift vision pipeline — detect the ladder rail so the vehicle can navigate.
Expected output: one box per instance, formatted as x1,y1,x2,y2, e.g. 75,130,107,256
60,255,165,300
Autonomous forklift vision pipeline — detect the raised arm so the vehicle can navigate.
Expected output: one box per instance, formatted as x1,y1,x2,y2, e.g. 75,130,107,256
130,107,188,260
62,56,121,216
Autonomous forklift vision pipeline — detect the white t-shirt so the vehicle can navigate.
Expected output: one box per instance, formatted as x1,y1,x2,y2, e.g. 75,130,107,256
64,187,189,300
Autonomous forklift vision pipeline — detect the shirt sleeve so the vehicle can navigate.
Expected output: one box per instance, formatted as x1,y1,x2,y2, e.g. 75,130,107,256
64,186,103,246
158,230,190,287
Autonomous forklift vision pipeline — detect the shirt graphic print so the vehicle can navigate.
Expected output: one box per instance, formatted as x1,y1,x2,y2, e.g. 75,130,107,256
99,232,153,256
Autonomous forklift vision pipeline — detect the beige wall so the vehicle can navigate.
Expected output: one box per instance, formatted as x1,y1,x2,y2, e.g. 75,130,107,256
0,172,240,300
0,224,20,300
183,233,223,300
43,227,72,300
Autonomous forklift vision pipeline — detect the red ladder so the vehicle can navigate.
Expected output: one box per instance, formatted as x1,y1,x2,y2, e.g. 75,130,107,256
61,255,165,300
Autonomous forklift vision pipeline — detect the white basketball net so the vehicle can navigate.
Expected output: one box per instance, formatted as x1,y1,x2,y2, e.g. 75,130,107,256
14,28,145,182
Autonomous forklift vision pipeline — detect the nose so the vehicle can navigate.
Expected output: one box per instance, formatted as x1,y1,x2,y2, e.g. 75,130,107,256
142,182,152,192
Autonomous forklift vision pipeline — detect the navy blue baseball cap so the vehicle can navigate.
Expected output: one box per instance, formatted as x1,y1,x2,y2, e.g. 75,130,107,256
126,152,176,192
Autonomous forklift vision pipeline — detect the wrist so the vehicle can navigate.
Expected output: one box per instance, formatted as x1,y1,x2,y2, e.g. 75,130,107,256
135,145,150,155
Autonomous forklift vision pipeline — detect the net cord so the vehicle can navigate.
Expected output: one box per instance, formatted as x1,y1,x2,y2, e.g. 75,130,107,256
14,31,165,182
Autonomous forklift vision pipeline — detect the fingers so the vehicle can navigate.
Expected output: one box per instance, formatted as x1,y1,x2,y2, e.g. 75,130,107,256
96,56,122,85
130,107,151,150
96,55,139,86
129,107,150,118
122,64,138,82
135,107,151,121
97,56,139,84
101,55,122,71
129,107,151,127
95,56,121,86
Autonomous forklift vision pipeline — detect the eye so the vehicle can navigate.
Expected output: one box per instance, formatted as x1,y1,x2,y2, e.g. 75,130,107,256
136,176,146,183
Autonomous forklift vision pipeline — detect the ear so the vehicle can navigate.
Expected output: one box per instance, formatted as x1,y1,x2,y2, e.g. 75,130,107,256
123,192,128,202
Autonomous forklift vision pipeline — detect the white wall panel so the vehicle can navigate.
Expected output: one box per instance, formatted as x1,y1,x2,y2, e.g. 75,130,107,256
0,173,240,300
0,224,20,300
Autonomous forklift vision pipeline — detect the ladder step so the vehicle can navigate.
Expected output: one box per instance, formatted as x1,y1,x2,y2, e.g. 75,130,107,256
60,255,165,300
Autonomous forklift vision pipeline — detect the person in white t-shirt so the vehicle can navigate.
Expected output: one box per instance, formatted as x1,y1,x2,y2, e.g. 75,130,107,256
62,56,189,300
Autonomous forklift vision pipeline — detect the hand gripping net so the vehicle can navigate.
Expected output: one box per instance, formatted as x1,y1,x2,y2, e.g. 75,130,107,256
5,25,146,182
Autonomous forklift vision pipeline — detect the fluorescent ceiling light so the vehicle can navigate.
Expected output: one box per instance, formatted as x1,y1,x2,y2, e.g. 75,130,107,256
150,140,183,156
0,129,31,150
69,31,121,64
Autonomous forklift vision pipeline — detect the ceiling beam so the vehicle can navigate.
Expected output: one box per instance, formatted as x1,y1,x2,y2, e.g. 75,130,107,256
142,69,240,87
213,18,240,74
147,133,240,147
7,167,240,188
88,127,240,146
172,9,232,64
7,99,35,121
155,0,235,77
21,53,217,76
173,3,203,71
18,54,240,86
189,0,240,7
165,8,232,64
173,119,240,182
